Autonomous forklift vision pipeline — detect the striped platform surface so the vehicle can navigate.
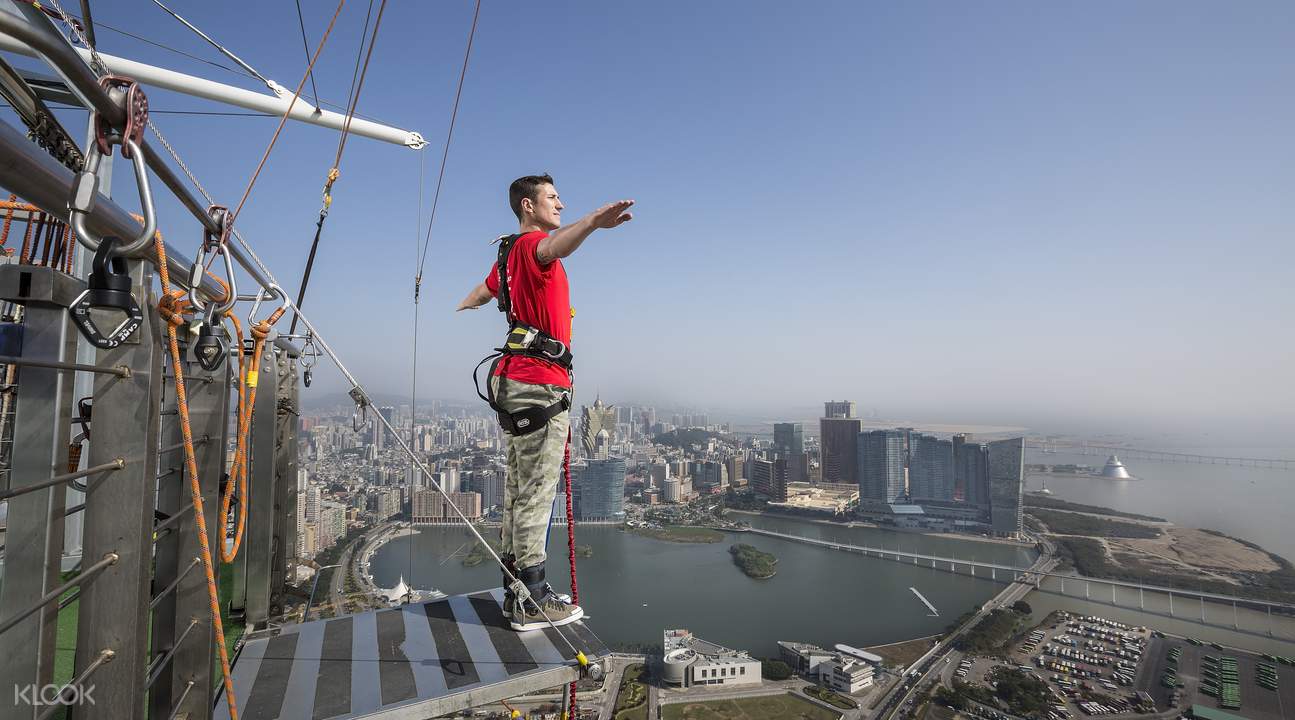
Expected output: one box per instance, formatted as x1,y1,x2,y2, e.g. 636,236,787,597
217,588,608,720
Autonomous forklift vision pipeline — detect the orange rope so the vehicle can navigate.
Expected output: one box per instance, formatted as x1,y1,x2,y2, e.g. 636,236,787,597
0,195,17,247
152,233,241,720
219,314,252,562
19,212,34,264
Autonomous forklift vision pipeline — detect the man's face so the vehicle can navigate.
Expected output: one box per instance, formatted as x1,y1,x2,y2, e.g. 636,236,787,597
525,183,563,230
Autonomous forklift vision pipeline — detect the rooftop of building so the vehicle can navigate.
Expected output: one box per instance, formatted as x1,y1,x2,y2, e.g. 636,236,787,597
777,640,833,656
664,629,751,659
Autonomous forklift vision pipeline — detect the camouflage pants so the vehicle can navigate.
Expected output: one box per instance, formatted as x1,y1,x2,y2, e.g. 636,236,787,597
491,376,571,571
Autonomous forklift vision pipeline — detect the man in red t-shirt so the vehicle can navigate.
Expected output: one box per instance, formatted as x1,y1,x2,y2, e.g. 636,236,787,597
457,174,632,631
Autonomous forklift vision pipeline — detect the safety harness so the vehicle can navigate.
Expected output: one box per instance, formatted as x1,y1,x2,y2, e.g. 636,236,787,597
474,233,572,435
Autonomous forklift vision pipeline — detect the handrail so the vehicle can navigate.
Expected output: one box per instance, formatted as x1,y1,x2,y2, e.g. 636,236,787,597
0,355,130,377
167,681,196,720
35,648,115,720
152,502,194,537
149,557,201,611
144,618,198,688
0,458,124,502
0,552,118,637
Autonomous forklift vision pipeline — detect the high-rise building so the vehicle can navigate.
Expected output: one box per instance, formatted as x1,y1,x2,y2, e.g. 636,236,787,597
820,417,863,485
690,460,727,491
304,485,321,523
412,490,482,524
749,457,788,502
908,433,955,501
663,477,682,503
954,435,990,506
823,400,856,419
648,461,669,489
379,405,395,444
481,468,505,509
573,458,626,521
726,456,745,488
580,396,617,458
773,422,808,483
988,437,1025,536
858,430,905,504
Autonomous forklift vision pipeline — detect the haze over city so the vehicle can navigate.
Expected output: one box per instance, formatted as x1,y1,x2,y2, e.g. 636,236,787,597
27,1,1295,444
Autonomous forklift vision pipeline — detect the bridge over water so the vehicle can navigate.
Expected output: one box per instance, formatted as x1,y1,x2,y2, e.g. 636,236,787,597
1027,440,1294,470
739,527,1295,639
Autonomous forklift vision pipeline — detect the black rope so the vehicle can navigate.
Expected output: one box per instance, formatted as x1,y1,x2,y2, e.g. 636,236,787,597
294,0,322,108
288,0,386,334
77,0,95,48
288,213,326,334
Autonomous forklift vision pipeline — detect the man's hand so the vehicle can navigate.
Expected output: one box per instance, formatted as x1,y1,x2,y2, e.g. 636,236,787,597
589,200,634,229
456,282,494,311
536,199,636,263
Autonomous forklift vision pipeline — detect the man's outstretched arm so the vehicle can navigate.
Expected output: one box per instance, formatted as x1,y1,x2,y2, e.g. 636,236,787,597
456,282,494,311
535,199,634,264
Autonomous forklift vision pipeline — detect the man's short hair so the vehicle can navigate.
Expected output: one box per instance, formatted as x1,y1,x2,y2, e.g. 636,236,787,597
509,174,554,220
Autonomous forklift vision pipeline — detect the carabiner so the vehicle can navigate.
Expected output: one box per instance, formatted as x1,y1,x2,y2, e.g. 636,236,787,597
248,282,290,326
69,76,154,256
69,137,157,255
188,206,237,318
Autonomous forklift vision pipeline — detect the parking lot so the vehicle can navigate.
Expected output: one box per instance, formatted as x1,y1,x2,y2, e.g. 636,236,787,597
1137,636,1295,720
1003,611,1156,717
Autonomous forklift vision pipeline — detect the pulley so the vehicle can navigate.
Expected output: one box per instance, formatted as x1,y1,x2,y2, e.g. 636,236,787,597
69,236,144,349
187,206,237,372
193,306,228,372
300,333,319,388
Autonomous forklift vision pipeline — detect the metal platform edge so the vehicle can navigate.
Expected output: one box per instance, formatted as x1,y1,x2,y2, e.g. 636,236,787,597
215,587,608,720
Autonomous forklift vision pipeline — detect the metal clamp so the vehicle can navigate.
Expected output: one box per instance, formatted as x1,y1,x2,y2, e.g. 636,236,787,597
94,76,147,158
188,205,237,316
300,333,319,387
349,386,369,432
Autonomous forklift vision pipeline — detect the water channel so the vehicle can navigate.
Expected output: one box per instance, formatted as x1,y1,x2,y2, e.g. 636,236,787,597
370,514,1295,660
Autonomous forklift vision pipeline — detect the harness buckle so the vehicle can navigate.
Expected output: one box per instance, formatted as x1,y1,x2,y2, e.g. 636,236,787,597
505,325,538,351
539,338,569,361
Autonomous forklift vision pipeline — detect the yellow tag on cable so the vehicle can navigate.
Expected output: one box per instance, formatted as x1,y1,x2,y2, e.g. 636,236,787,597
246,369,258,388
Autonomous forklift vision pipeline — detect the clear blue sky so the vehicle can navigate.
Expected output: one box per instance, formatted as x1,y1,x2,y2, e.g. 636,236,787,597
14,1,1295,444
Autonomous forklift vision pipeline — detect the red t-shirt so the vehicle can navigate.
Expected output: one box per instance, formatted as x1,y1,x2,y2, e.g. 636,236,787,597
484,231,573,388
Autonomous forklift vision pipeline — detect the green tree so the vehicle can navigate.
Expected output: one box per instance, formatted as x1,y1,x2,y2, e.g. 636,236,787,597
761,659,793,680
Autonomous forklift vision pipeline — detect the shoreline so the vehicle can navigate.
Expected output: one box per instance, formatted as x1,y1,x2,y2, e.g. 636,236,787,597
726,509,1032,548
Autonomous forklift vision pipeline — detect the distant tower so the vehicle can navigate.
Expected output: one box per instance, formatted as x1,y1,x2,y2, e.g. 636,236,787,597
823,400,856,419
580,395,616,458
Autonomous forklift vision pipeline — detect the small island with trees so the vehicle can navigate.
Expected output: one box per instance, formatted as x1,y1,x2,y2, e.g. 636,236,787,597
729,543,778,579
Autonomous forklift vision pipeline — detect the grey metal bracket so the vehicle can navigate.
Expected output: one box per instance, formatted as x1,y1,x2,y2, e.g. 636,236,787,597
72,260,162,720
244,339,281,628
0,264,78,713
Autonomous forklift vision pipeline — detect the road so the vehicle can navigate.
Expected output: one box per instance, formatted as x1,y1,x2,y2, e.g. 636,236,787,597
871,533,1059,720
